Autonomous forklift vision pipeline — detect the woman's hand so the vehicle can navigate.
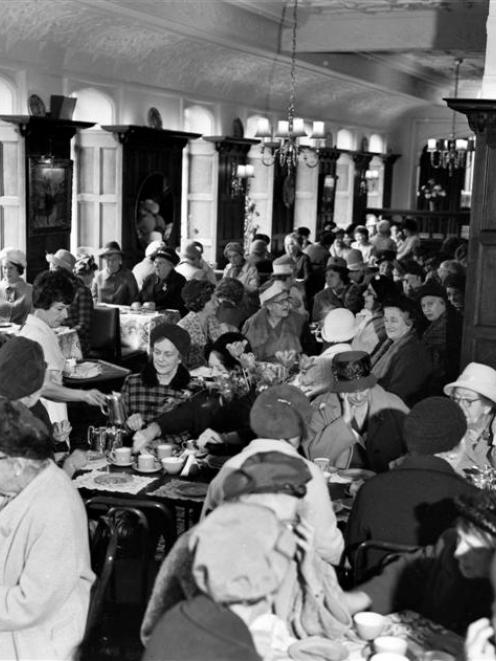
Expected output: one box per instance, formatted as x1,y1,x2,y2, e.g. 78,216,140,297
82,389,108,407
52,419,72,444
197,428,223,451
133,423,160,453
465,619,496,660
126,413,145,432
62,449,88,478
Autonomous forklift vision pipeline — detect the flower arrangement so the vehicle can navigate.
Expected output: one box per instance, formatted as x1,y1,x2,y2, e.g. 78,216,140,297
419,179,446,200
243,195,260,253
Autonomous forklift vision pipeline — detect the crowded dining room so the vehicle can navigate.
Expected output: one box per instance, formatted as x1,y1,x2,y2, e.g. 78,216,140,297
2,0,496,659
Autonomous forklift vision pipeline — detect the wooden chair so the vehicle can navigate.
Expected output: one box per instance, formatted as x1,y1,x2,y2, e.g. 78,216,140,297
89,306,122,363
351,539,420,586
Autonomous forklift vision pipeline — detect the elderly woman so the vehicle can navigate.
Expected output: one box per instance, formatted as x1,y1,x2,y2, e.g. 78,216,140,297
0,400,94,660
47,248,94,358
222,242,259,293
207,331,252,375
284,232,311,284
352,274,397,355
139,246,187,315
312,256,362,323
178,280,226,369
19,270,107,422
121,324,193,434
443,362,496,472
0,247,32,324
370,295,432,406
242,280,310,361
370,219,397,257
92,241,138,305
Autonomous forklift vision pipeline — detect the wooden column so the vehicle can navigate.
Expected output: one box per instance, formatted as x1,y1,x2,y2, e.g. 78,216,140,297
316,147,340,229
352,152,373,225
381,153,400,209
446,98,496,367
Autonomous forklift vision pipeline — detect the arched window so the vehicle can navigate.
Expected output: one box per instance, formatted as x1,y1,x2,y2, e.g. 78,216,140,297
246,114,268,139
336,129,355,151
184,105,214,135
369,133,385,153
71,87,115,126
0,76,15,114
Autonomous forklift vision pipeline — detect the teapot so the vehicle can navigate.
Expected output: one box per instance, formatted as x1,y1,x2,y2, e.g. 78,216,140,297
101,392,127,426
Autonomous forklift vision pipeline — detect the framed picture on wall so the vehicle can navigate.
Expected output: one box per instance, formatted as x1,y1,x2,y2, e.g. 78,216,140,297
28,157,73,235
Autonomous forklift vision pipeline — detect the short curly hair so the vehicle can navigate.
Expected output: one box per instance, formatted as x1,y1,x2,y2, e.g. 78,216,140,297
32,270,76,310
215,278,245,306
181,280,216,312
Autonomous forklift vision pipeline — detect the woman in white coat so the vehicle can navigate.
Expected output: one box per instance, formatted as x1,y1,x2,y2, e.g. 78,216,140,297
0,400,94,660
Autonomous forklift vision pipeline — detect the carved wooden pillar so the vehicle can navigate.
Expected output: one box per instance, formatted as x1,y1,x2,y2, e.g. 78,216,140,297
352,152,373,225
316,147,340,229
381,153,400,208
446,98,496,367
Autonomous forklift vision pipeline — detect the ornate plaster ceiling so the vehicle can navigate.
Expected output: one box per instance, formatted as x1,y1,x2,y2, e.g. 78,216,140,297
0,0,488,129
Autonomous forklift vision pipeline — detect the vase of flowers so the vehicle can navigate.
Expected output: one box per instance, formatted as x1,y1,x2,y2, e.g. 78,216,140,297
419,178,446,211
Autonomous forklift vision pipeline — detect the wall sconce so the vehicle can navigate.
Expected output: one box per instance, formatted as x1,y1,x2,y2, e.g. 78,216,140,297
231,163,254,197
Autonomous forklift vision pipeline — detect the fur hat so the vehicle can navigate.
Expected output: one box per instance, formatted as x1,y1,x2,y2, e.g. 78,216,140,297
149,323,191,356
368,275,398,303
403,396,467,455
417,279,448,302
0,337,46,400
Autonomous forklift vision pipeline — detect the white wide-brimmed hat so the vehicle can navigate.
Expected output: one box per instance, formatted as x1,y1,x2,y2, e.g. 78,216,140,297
444,362,496,404
321,308,357,343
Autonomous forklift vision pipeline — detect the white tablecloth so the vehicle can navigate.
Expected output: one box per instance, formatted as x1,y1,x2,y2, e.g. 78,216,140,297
98,305,181,352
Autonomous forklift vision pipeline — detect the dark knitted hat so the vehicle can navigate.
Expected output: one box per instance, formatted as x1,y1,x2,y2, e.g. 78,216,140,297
331,351,377,393
0,400,50,460
456,491,496,538
149,323,191,356
153,247,180,266
0,337,46,399
368,275,398,303
326,256,348,272
417,279,448,302
100,241,123,257
249,384,313,439
403,396,467,455
222,451,312,500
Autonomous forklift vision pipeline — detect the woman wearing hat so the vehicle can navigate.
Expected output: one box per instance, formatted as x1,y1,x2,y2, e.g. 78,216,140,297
92,241,139,305
222,242,259,293
312,256,362,323
352,275,397,355
215,277,250,330
0,247,32,324
247,239,273,284
319,308,357,359
175,243,208,282
47,248,94,357
178,280,227,369
242,280,314,362
139,246,187,315
306,351,408,472
370,295,433,406
443,362,496,472
121,323,194,436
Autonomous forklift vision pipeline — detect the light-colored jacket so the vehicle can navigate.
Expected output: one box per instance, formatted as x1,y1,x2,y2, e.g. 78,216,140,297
0,461,94,660
202,438,344,565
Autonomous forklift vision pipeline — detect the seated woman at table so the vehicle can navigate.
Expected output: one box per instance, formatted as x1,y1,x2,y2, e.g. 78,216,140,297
215,277,251,330
139,246,187,316
242,280,316,362
46,248,94,358
121,323,194,436
344,490,496,637
178,280,227,369
92,241,139,306
0,399,94,660
352,274,397,355
207,331,251,375
0,247,32,324
19,270,107,422
222,242,259,293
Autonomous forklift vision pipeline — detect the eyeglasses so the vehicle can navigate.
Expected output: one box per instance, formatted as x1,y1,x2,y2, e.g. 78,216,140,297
272,298,290,306
450,395,480,407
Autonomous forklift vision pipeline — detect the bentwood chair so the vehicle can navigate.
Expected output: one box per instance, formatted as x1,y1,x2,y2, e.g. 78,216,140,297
351,539,420,585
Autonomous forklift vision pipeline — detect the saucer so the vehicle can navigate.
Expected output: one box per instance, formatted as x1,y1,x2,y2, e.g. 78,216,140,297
132,461,162,474
94,473,132,486
107,457,134,468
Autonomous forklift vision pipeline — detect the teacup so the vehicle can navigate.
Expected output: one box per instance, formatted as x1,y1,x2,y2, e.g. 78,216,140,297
110,447,132,465
138,454,156,471
142,301,156,311
313,457,330,472
353,612,385,641
162,456,184,475
157,443,174,459
374,637,408,656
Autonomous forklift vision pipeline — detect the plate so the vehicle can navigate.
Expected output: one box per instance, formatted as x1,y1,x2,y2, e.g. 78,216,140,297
28,93,46,117
173,482,209,498
133,462,162,474
94,473,132,486
107,457,134,468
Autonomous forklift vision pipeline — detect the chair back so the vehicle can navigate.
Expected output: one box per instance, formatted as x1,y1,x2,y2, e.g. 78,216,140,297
352,539,420,585
89,306,121,362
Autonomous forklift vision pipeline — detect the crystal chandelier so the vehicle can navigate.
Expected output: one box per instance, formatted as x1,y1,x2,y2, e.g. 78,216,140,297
255,0,323,171
427,58,475,176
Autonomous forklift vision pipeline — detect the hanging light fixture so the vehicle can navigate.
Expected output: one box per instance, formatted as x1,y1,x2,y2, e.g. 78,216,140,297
427,58,475,176
255,0,322,171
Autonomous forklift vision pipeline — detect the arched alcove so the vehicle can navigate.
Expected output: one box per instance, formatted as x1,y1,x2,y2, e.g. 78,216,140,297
369,133,385,154
336,128,355,151
71,87,115,126
184,105,214,135
0,76,15,114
